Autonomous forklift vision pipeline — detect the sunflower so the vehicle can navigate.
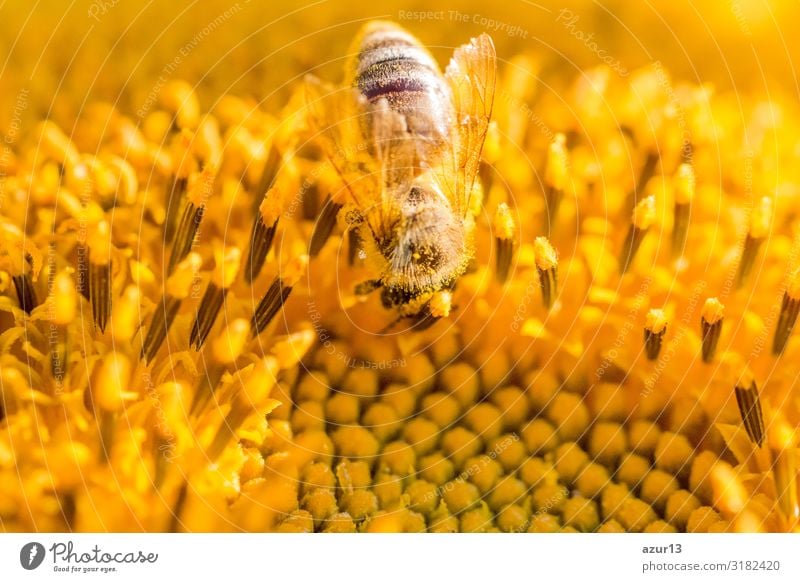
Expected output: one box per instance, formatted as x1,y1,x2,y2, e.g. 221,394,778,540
1,1,798,533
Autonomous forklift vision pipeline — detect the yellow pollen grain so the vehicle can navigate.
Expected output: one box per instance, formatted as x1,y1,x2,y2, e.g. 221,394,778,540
534,236,558,271
654,432,695,480
701,297,725,324
429,290,452,318
292,401,325,433
632,195,656,230
546,391,590,441
645,308,667,334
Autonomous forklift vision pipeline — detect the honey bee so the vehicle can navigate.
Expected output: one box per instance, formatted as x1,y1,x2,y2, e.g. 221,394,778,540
304,20,496,328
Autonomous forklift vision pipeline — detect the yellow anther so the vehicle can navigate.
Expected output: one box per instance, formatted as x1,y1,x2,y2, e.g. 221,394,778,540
645,309,667,334
632,195,656,230
186,165,217,206
534,237,558,271
493,202,515,241
701,298,724,325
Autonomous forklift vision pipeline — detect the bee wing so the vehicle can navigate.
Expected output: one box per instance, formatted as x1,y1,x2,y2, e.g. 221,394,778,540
303,76,377,210
303,75,396,239
441,33,497,216
370,98,417,205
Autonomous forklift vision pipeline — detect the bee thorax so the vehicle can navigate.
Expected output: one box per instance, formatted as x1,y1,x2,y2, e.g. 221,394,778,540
379,200,467,304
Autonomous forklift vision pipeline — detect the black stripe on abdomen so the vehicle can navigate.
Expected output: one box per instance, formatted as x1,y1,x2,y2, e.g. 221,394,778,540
357,57,437,102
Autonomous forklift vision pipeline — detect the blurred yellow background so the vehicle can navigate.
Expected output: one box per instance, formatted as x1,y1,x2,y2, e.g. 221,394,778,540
1,0,798,132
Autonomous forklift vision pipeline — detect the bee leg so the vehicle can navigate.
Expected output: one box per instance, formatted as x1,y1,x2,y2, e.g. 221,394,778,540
348,228,363,266
410,302,459,333
411,311,441,331
378,316,403,334
355,279,382,296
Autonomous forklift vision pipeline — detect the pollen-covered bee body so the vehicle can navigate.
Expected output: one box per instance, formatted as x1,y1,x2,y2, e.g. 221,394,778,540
366,179,469,310
304,20,496,322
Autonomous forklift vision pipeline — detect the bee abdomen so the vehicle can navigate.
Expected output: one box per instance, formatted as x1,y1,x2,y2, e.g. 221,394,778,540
354,22,452,144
